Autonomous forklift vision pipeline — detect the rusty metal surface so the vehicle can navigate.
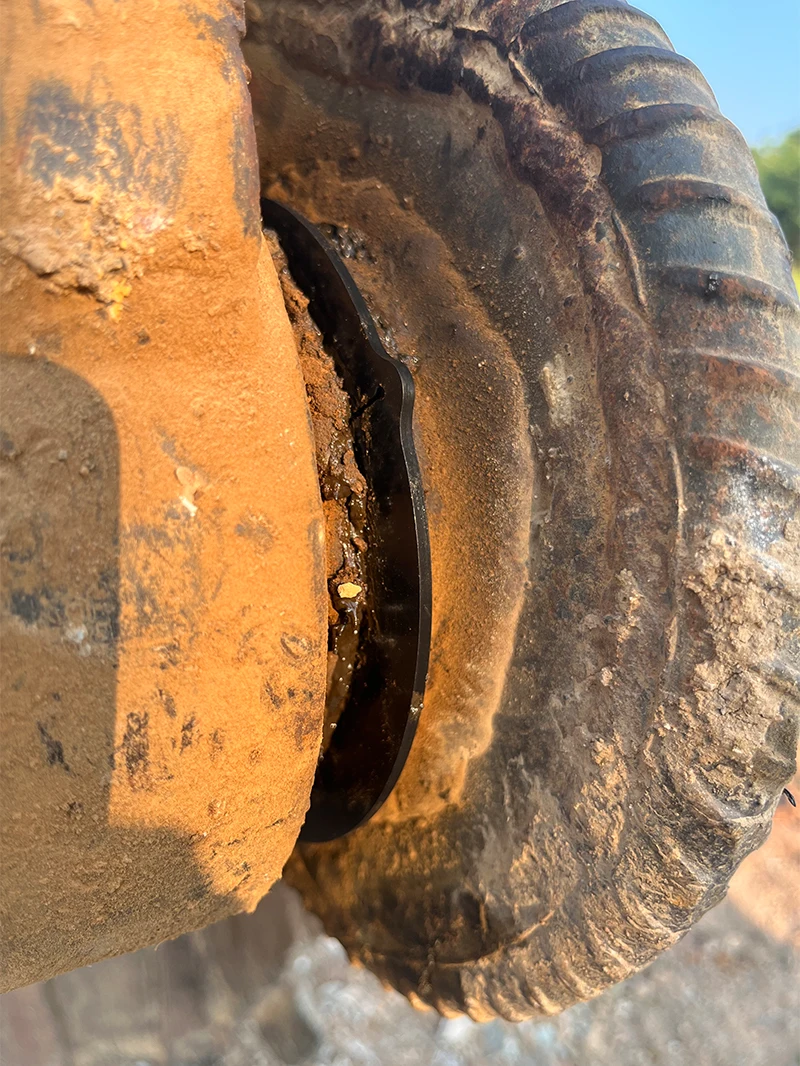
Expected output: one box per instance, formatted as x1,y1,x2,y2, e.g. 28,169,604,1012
245,0,800,1020
0,0,326,989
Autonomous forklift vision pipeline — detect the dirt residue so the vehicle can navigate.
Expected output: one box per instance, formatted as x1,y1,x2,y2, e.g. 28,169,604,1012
670,524,799,809
1,0,327,991
267,231,369,747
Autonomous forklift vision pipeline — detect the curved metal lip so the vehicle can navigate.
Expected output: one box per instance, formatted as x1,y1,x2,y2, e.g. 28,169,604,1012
262,198,432,843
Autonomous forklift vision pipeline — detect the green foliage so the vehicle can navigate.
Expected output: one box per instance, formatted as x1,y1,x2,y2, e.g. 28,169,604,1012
753,129,800,260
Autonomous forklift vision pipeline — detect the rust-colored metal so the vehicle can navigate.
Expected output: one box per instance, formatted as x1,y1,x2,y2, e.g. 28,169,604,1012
0,0,327,989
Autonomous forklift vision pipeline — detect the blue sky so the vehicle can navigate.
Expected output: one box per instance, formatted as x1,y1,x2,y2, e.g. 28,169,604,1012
644,0,799,144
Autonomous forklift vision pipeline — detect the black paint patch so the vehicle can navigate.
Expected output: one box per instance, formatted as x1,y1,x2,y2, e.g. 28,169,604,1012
18,80,186,213
1,430,18,459
230,96,262,239
121,711,149,786
37,722,70,771
180,716,196,752
235,512,275,552
1,516,42,567
5,572,118,646
188,877,214,903
121,511,204,650
158,688,177,719
261,678,284,708
294,709,320,752
10,590,41,624
94,566,121,645
280,633,314,661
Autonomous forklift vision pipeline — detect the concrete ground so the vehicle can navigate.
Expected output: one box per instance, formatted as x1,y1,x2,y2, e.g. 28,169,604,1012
2,790,797,1066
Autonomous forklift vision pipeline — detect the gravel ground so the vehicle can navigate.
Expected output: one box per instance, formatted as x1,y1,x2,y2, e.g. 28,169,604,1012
2,780,798,1066
2,868,797,1066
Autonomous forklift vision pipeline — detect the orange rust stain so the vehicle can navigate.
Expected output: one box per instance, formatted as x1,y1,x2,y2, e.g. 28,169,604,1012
0,0,325,989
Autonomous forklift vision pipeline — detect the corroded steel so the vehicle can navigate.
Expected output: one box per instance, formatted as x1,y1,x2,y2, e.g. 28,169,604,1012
0,0,326,990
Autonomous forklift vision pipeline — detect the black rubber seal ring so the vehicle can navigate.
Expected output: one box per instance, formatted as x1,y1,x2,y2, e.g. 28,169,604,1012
262,198,432,843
